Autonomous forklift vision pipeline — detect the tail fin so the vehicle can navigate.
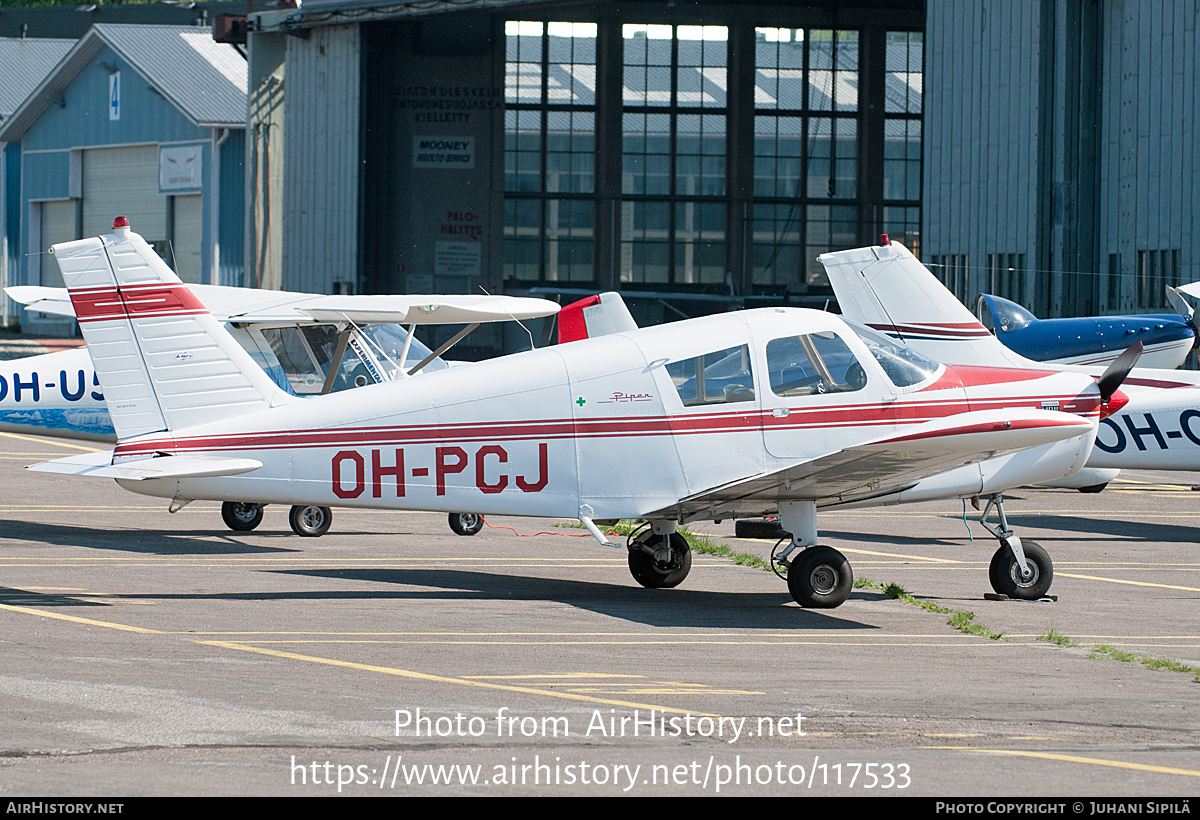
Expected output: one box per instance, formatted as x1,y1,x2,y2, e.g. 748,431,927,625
820,241,1033,369
557,292,638,344
51,218,294,440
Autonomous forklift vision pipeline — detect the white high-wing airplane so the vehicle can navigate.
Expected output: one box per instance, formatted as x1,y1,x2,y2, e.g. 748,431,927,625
30,221,1135,608
820,238,1200,477
5,270,560,535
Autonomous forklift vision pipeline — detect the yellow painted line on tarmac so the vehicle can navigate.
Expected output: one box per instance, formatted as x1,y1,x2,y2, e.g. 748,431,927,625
933,747,1200,778
0,600,725,714
464,673,643,679
229,638,1011,647
196,640,719,716
1009,634,1200,640
1057,573,1200,593
0,602,162,633
0,431,103,451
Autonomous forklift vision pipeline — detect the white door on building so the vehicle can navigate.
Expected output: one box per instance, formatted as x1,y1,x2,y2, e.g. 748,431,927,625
171,194,203,284
39,199,77,287
82,145,167,241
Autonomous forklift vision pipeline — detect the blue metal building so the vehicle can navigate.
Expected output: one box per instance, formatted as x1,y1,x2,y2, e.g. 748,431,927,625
0,24,247,333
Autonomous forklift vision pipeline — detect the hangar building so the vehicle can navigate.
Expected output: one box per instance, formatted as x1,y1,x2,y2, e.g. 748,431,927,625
243,0,923,353
923,0,1200,319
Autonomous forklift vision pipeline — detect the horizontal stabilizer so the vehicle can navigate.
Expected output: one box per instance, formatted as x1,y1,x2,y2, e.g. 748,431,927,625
29,451,262,480
5,286,76,319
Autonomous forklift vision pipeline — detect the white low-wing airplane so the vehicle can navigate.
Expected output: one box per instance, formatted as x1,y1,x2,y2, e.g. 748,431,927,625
30,221,1134,608
820,238,1200,477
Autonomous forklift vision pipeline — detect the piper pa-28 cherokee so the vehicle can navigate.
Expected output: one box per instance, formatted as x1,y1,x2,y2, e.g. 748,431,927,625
5,258,560,536
30,220,1138,608
820,237,1200,478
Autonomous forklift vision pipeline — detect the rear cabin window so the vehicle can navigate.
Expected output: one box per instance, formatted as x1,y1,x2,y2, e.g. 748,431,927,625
766,332,867,397
666,345,756,406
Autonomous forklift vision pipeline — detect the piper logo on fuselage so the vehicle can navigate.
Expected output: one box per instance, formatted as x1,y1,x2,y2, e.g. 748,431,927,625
331,443,549,499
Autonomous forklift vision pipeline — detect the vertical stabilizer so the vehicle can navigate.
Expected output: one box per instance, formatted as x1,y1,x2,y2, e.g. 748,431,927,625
820,242,1033,368
51,219,294,440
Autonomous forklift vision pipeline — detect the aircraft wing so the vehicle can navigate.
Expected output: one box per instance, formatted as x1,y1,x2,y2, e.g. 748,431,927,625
646,409,1094,520
292,294,560,324
29,450,262,480
7,285,560,326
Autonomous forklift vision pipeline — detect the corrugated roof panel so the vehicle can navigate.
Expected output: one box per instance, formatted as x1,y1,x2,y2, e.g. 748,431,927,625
0,37,75,121
94,24,246,126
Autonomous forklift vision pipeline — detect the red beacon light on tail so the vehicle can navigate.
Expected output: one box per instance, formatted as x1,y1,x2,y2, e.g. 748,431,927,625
113,216,130,229
880,233,890,246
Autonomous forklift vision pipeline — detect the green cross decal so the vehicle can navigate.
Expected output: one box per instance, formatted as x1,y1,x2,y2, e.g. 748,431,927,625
576,397,586,407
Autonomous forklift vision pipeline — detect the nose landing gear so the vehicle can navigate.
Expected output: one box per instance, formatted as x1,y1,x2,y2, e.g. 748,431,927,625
976,493,1054,599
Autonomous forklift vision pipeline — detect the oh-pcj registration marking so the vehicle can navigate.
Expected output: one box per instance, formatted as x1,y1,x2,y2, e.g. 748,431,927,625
331,443,549,499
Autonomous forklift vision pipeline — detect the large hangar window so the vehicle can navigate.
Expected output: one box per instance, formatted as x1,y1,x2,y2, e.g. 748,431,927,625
504,21,597,284
621,25,728,287
501,18,923,297
753,28,858,291
882,30,922,260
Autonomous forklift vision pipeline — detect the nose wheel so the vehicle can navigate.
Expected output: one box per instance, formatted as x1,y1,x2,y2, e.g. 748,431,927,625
976,494,1055,599
989,540,1053,599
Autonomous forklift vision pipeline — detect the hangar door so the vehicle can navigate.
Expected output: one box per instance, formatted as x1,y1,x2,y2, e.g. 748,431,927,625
81,146,205,284
82,146,167,239
39,200,76,287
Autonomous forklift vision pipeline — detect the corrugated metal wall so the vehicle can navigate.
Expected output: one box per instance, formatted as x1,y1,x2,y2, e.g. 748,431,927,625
924,0,1043,312
1100,0,1199,311
282,24,360,295
925,0,1198,317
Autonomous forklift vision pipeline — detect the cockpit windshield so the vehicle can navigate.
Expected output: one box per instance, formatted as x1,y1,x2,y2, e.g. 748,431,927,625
228,324,446,396
845,320,943,388
976,294,1036,333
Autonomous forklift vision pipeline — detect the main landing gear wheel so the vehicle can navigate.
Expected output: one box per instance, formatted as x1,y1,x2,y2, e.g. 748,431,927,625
989,540,1053,600
448,512,484,536
787,546,853,608
289,504,332,537
221,501,264,532
627,531,692,589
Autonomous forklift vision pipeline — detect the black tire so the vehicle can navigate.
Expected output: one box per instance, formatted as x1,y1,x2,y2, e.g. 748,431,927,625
627,532,692,589
221,501,264,532
989,541,1053,599
787,546,853,608
289,504,332,537
735,518,787,540
1077,483,1109,494
448,512,484,536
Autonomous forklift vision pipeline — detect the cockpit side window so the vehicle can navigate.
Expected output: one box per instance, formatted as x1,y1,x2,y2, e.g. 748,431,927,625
666,345,756,406
767,332,867,397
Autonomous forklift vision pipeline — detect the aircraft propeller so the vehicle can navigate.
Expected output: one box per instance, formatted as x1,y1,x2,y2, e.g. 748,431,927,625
1096,341,1143,404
